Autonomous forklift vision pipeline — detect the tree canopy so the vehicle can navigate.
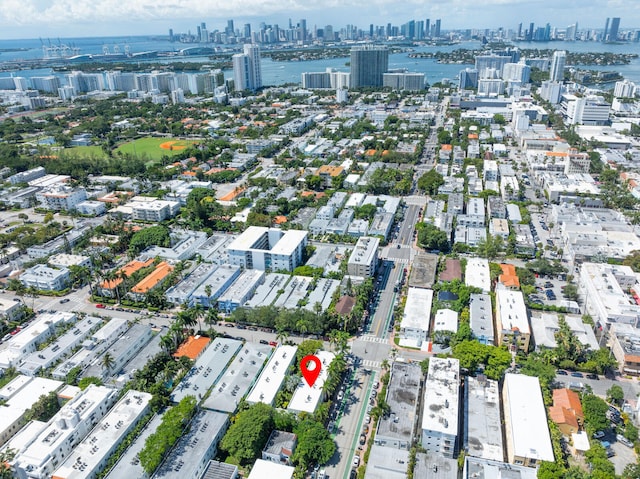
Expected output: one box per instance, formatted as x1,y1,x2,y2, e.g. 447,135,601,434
220,403,275,465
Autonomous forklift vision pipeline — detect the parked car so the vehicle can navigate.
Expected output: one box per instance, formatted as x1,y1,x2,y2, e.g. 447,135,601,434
95,303,105,309
557,370,568,376
570,372,584,378
593,431,606,439
259,339,269,345
617,434,634,448
353,456,360,467
586,373,599,380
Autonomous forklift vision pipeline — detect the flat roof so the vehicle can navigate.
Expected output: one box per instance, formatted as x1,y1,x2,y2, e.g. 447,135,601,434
503,374,554,462
13,385,118,474
363,445,409,479
104,412,165,479
401,288,433,332
465,376,504,461
469,294,494,343
218,269,265,305
247,459,294,479
19,316,101,374
288,350,335,414
270,230,308,257
415,452,458,479
199,460,238,479
409,253,438,289
153,410,229,479
348,236,379,266
245,274,290,308
376,362,421,445
203,342,272,413
274,276,312,309
171,338,243,404
465,258,491,292
463,457,537,479
303,279,340,312
52,391,152,479
246,345,297,406
193,265,241,301
165,263,219,303
496,290,530,335
422,358,460,435
7,311,75,350
0,377,62,445
433,309,459,333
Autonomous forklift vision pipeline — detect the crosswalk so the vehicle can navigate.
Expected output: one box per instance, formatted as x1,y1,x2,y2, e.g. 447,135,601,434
361,359,382,369
359,335,387,343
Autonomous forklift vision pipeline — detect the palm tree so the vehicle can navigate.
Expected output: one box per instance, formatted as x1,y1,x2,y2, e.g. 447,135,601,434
160,334,174,354
192,304,205,334
101,352,115,373
276,329,289,345
177,310,197,334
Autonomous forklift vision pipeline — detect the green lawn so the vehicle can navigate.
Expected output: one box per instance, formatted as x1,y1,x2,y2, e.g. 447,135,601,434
62,145,110,159
115,137,199,161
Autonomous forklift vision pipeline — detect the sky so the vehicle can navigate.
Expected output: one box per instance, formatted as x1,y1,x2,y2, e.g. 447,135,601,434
0,0,638,40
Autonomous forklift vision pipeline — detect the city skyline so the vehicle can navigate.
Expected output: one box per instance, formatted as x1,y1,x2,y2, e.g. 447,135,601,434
0,1,639,40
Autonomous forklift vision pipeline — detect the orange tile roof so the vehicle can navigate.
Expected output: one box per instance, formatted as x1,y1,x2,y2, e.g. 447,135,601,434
468,134,479,139
316,165,344,177
273,215,287,224
131,261,174,294
173,335,211,360
99,258,154,290
365,149,377,156
549,405,579,429
441,144,453,150
218,186,246,202
499,264,520,288
552,388,584,419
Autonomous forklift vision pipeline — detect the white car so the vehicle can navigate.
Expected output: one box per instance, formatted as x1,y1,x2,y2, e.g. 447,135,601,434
593,431,605,439
353,456,360,467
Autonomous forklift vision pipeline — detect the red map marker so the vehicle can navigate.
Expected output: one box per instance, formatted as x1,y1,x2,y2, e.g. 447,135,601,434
300,355,322,387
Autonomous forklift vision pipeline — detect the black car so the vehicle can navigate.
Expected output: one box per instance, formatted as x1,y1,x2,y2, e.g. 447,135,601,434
557,370,568,375
259,339,269,345
350,469,357,479
586,373,599,380
59,298,70,303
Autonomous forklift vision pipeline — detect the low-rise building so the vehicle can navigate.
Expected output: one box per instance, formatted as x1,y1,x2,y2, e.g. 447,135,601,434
464,376,503,461
247,459,294,479
502,374,554,467
262,431,297,466
549,388,584,436
0,376,63,446
246,345,298,406
129,261,174,301
153,410,229,479
52,390,152,479
463,457,537,479
469,293,494,345
47,253,91,269
465,258,491,293
399,288,433,348
288,350,335,414
433,309,459,334
218,269,266,313
495,290,530,352
421,358,460,458
11,385,119,479
375,361,421,450
610,323,640,376
20,264,70,291
347,236,379,277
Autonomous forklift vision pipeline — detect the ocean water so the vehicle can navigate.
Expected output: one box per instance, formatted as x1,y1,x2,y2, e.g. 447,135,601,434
1,37,640,86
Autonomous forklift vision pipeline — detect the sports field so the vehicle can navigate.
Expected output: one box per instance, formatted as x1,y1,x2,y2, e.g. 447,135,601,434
61,146,109,159
115,138,199,160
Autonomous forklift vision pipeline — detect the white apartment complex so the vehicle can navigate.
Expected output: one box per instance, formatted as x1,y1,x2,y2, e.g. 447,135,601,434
12,385,119,479
347,236,379,277
227,227,308,272
495,290,530,352
421,358,460,458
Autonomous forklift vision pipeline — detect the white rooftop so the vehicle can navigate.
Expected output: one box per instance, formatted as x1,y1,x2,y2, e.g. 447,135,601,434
503,374,554,462
465,258,491,292
288,350,335,414
421,357,459,435
246,345,297,406
52,390,152,479
401,288,433,332
247,459,294,479
496,290,530,335
433,309,459,333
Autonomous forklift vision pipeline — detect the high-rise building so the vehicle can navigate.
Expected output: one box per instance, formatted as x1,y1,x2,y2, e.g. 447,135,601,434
435,19,441,38
603,18,610,42
226,20,235,36
243,23,252,39
350,45,389,88
425,19,430,38
609,17,621,42
299,18,307,42
169,29,174,42
549,50,566,82
566,23,577,41
324,25,334,42
232,44,262,91
528,22,535,41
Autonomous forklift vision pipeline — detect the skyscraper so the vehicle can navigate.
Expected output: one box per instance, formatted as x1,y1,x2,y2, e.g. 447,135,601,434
603,18,610,42
435,19,441,38
233,44,262,91
350,45,389,88
549,50,566,82
609,17,620,42
528,22,535,41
